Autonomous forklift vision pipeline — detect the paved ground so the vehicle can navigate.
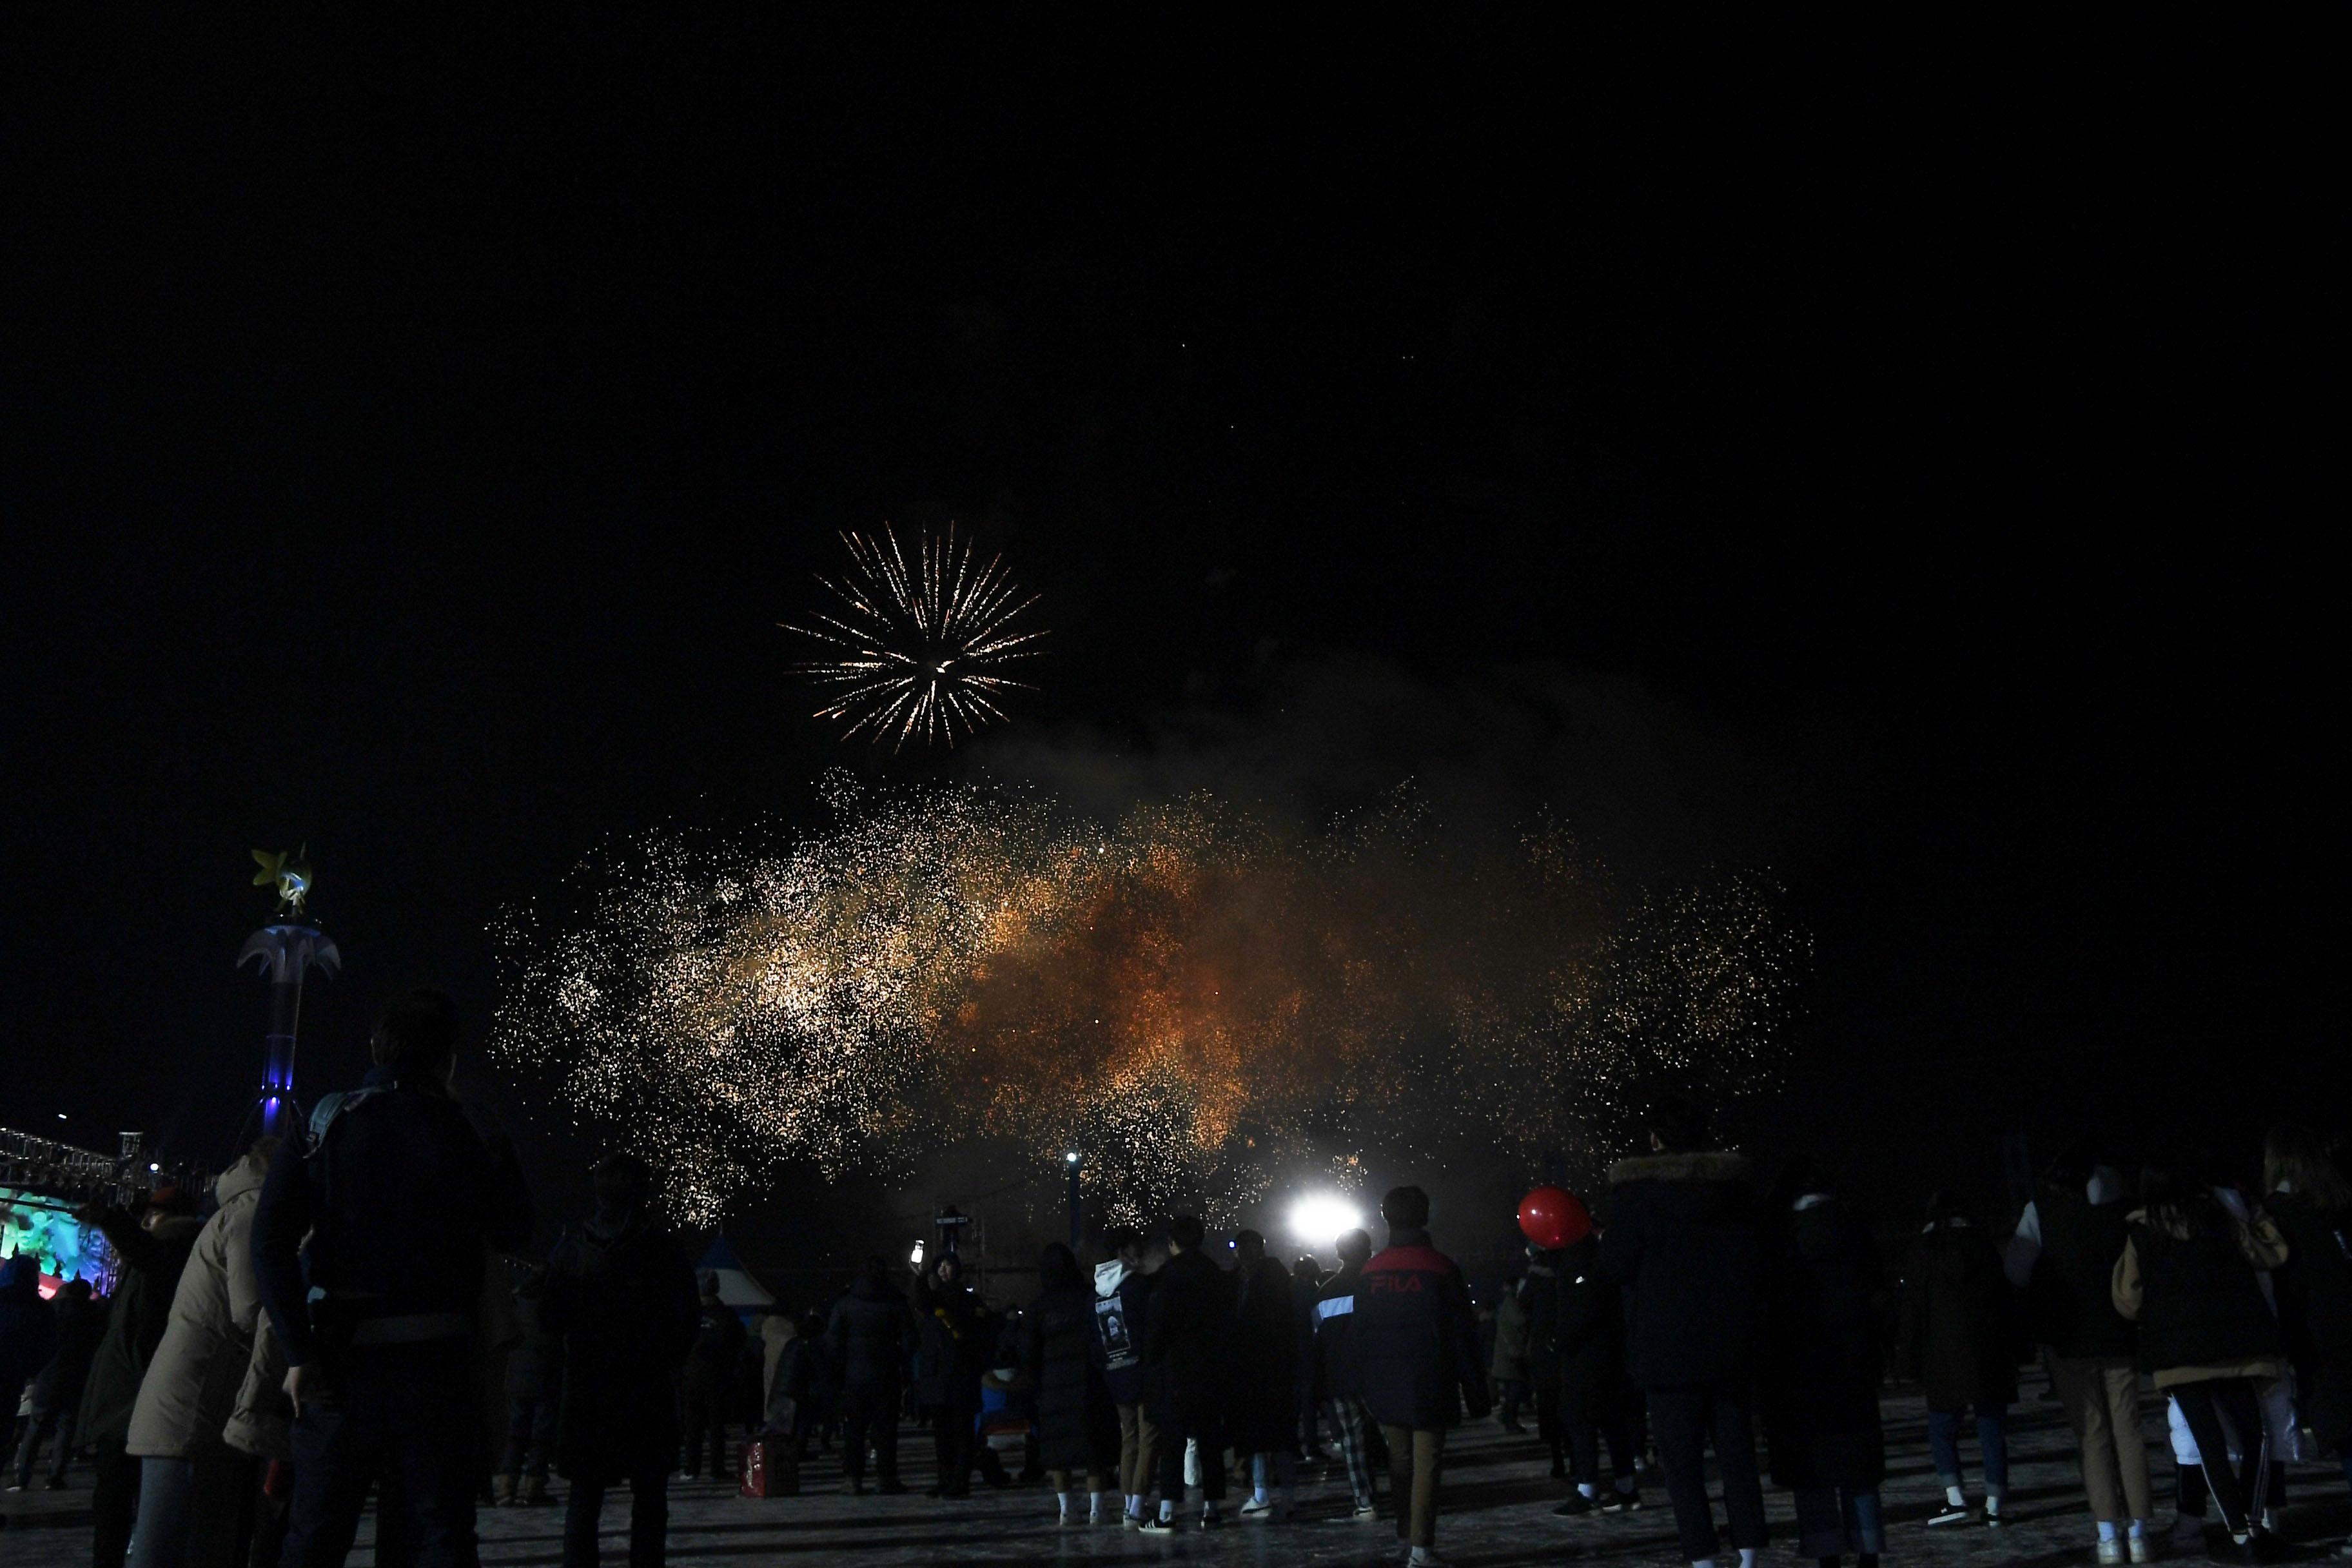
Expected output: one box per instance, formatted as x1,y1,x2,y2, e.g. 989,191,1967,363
8,1381,2352,1565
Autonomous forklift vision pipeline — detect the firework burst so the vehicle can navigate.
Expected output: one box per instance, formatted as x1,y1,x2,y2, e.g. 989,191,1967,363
783,524,1046,749
493,778,1807,1224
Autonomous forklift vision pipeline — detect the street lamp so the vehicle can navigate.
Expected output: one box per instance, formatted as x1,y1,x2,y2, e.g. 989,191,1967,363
1064,1151,1083,1251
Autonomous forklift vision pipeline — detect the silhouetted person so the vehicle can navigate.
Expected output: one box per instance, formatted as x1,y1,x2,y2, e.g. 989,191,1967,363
1540,1191,1642,1518
1230,1229,1299,1519
2264,1126,2352,1529
1023,1242,1119,1523
79,1185,206,1568
542,1153,699,1568
1311,1227,1378,1519
12,1277,100,1489
826,1256,914,1495
1139,1214,1231,1533
1088,1228,1157,1524
251,986,531,1568
910,1252,988,1498
1896,1190,2018,1529
1601,1099,1769,1568
677,1273,744,1481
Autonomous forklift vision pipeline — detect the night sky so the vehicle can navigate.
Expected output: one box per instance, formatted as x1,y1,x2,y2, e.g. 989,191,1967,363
5,16,2334,1240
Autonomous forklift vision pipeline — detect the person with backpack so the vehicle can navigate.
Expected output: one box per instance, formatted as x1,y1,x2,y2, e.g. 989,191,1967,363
250,986,532,1568
542,1153,700,1568
1354,1185,1487,1568
1088,1228,1157,1525
2009,1150,2150,1562
1601,1099,1770,1568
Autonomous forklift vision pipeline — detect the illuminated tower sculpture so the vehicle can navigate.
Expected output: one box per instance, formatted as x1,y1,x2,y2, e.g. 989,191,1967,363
237,848,339,1140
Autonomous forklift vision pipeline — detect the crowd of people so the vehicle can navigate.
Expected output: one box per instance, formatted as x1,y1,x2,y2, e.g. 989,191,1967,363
3,985,2350,1568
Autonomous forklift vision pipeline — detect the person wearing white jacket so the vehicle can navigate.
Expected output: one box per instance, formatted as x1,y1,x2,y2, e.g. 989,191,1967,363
124,1140,277,1568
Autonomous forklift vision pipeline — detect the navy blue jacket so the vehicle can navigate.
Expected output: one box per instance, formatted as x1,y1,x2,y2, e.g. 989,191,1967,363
827,1274,917,1390
1311,1261,1366,1402
251,1066,531,1367
1352,1230,1487,1430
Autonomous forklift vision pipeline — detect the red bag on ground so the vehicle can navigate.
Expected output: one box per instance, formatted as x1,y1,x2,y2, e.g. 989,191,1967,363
739,1436,800,1498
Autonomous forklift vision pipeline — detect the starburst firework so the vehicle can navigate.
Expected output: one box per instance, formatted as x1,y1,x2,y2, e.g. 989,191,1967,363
783,524,1045,749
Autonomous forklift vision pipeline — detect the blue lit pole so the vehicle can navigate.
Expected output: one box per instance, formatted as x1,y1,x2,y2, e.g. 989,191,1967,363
238,850,338,1141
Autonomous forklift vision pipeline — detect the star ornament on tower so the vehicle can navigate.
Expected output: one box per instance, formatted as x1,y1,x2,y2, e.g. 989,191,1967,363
251,846,315,918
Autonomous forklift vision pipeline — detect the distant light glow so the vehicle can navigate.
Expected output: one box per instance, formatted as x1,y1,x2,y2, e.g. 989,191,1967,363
1064,1151,1081,1164
1288,1194,1365,1250
148,1162,160,1172
908,1239,925,1268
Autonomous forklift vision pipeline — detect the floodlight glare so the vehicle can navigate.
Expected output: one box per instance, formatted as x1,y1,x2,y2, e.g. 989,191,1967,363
1287,1193,1365,1250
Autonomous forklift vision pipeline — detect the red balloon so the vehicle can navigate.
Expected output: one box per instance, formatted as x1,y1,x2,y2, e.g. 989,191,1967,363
1518,1185,1591,1250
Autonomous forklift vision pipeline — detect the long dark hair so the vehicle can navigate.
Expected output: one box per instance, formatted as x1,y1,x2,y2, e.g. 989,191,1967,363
2266,1124,2352,1212
2139,1157,2228,1240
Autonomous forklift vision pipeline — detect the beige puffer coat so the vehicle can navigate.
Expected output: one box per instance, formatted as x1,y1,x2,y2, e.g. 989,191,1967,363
126,1151,271,1458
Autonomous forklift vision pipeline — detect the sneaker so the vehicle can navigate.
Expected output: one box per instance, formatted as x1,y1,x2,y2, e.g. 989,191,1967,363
1351,1501,1378,1522
2097,1540,2125,1565
1137,1514,1177,1536
1599,1491,1643,1514
43,1478,68,1492
1986,1508,2005,1529
1199,1507,1223,1530
4,1482,23,1493
1927,1502,1972,1527
2127,1537,2152,1564
1123,1512,1143,1531
1552,1492,1596,1517
1239,1496,1275,1518
2171,1513,2208,1548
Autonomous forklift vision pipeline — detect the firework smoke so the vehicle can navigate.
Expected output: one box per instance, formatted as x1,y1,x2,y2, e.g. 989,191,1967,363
493,772,1805,1224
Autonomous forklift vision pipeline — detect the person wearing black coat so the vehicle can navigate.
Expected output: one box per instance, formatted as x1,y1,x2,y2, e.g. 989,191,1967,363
1353,1185,1487,1566
1087,1229,1157,1524
12,1277,102,1489
1230,1230,1300,1520
1023,1243,1119,1524
910,1252,990,1498
1543,1221,1643,1518
1761,1163,1886,1567
542,1155,701,1568
826,1257,916,1494
1139,1215,1232,1532
1896,1191,2019,1529
1311,1228,1378,1518
77,1191,206,1568
1515,1248,1568,1476
1599,1101,1770,1568
677,1275,746,1481
1,1253,60,1476
495,1266,564,1507
2012,1152,2150,1558
2266,1127,2352,1471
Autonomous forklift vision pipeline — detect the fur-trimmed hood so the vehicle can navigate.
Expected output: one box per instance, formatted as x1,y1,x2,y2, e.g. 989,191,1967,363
1607,1150,1752,1188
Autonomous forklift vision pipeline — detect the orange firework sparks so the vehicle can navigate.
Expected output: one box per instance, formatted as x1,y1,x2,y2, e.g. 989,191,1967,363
491,776,1805,1222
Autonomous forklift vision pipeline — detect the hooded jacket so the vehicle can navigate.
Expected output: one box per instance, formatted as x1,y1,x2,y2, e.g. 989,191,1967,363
1024,1250,1119,1471
78,1208,206,1447
1088,1258,1152,1407
127,1151,270,1458
1600,1150,1763,1389
1353,1228,1487,1431
827,1271,916,1390
1896,1220,2020,1411
542,1203,700,1483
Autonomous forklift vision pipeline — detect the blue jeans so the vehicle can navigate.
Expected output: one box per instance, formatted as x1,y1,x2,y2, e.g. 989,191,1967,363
279,1340,480,1568
1794,1485,1885,1556
128,1456,195,1568
1926,1404,2009,1496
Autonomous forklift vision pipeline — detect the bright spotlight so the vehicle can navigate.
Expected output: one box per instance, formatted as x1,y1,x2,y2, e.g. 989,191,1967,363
1064,1151,1081,1164
1288,1194,1364,1250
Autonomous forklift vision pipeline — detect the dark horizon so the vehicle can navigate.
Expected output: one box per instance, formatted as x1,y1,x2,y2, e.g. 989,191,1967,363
5,15,2336,1266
